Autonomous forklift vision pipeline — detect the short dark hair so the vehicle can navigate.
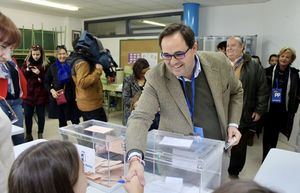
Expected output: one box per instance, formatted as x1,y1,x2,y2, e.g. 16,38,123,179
132,58,149,79
8,140,80,193
268,54,278,62
159,23,195,49
56,45,67,53
0,12,21,48
252,55,262,65
213,180,277,193
217,41,227,50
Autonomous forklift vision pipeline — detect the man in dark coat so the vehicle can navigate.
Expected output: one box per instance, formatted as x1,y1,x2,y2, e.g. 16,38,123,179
226,36,269,178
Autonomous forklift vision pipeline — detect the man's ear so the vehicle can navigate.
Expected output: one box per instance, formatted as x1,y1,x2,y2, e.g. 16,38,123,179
192,41,198,51
242,43,245,53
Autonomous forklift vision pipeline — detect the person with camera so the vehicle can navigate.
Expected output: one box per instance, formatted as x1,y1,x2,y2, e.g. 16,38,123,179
22,44,48,141
71,31,107,122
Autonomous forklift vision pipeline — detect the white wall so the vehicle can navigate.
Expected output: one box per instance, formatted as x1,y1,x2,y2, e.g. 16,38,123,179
1,7,82,50
200,0,300,69
261,0,300,69
200,3,264,63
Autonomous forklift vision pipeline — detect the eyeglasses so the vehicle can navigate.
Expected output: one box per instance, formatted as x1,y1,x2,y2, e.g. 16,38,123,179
161,48,190,60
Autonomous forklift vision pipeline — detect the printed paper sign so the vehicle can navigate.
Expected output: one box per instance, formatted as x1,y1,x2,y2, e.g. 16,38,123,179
76,144,96,173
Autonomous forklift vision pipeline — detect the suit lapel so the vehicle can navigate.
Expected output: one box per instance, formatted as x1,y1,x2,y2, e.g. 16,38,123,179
164,65,193,129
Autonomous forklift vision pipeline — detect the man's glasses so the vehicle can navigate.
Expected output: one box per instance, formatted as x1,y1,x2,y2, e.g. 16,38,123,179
161,48,190,60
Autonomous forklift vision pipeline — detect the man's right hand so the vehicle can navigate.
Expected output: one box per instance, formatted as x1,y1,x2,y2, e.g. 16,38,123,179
125,158,145,192
124,175,144,193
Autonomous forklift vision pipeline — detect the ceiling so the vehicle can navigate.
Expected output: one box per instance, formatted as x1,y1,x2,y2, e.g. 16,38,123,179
0,0,270,19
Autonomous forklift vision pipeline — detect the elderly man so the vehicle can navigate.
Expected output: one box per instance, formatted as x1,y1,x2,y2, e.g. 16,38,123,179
125,23,244,190
226,36,269,178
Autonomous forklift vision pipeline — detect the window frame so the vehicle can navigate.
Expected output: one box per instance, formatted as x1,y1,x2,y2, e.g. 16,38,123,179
84,11,183,38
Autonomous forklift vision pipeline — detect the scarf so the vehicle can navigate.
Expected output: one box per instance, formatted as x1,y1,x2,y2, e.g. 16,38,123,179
0,61,17,96
232,56,244,70
55,59,71,85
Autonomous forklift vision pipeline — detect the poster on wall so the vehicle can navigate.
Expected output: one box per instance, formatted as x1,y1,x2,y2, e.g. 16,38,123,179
141,52,158,68
128,53,141,64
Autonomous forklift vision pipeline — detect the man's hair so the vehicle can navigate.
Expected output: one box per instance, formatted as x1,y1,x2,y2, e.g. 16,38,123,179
0,12,21,48
8,140,80,193
132,58,149,79
268,54,278,62
159,23,195,49
227,36,244,46
217,41,227,50
213,180,277,193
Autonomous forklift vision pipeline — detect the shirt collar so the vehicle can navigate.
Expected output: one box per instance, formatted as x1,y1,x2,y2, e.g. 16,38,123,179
230,55,243,66
177,55,201,82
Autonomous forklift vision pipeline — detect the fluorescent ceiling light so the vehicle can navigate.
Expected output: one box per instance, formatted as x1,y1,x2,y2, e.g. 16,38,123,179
141,20,166,27
19,0,79,11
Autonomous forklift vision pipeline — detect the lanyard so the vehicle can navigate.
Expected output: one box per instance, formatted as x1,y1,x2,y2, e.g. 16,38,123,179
180,65,196,122
274,69,289,89
275,79,279,89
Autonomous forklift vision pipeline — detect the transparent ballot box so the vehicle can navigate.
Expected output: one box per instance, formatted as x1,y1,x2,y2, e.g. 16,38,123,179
144,130,224,193
59,120,126,192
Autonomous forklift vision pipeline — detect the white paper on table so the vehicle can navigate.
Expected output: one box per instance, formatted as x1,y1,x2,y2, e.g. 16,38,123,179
144,179,182,193
182,186,201,193
159,136,193,148
165,176,183,191
75,144,96,173
172,149,198,170
84,125,114,134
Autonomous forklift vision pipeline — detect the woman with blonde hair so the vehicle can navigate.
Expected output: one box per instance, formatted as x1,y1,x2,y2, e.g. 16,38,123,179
22,44,49,141
263,47,300,160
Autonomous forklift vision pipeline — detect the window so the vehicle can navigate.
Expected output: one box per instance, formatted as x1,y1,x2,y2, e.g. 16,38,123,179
87,20,127,37
129,15,181,35
84,12,182,38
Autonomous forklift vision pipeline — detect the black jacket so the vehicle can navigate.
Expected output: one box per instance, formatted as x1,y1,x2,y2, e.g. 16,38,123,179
239,54,269,128
265,65,300,138
44,62,80,119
